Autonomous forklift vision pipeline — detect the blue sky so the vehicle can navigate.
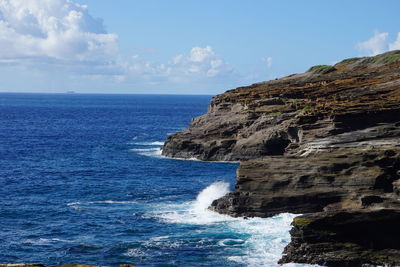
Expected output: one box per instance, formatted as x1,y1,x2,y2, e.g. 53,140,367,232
0,0,399,94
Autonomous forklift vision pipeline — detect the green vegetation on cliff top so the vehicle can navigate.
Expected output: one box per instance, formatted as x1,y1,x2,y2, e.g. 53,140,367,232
307,65,336,74
336,49,400,66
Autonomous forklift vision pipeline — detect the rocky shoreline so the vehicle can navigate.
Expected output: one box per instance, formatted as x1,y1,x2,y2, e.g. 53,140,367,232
162,50,400,266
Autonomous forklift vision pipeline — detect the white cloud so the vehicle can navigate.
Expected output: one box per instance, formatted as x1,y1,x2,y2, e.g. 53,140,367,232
188,46,214,62
262,57,273,68
127,46,234,84
356,31,400,56
0,0,118,64
356,31,389,56
389,32,400,51
0,1,237,91
173,46,233,78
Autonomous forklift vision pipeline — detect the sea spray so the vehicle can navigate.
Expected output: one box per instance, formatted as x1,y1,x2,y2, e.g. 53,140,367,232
129,141,165,146
150,181,235,225
148,182,306,266
194,181,230,212
128,140,164,157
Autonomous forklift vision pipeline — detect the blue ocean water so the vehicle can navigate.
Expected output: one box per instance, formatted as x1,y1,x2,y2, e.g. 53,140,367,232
0,93,302,266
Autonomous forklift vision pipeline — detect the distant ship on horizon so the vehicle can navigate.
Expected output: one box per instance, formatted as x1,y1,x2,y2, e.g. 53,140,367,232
66,91,76,94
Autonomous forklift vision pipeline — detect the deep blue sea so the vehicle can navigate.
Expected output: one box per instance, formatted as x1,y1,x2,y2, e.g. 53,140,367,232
0,93,302,266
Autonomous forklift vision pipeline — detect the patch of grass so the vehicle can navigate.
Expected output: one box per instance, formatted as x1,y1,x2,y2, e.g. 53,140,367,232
292,217,313,227
373,54,400,64
271,111,282,117
308,65,336,74
335,57,362,66
335,50,400,68
297,105,315,115
363,50,400,64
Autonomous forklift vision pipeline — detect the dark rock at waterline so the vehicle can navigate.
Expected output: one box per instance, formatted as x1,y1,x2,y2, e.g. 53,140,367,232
210,147,400,218
163,50,400,266
279,210,400,267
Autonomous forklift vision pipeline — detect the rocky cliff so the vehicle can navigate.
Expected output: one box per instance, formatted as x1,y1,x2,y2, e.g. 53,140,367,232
162,50,400,266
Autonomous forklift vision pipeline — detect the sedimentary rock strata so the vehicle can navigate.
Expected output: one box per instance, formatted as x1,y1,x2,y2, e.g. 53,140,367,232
162,50,400,266
279,210,400,266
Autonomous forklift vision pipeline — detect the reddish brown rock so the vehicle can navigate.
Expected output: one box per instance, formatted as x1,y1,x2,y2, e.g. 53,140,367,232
163,50,400,266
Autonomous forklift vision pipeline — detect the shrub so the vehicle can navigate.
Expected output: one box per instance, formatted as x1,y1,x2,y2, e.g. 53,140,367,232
362,50,400,64
307,65,336,74
271,111,282,117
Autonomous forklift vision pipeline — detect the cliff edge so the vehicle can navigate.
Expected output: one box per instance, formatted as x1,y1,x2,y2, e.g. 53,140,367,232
162,50,400,266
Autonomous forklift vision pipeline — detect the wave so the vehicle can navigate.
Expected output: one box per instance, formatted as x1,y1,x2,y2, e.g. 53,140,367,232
163,155,239,164
218,238,245,246
149,235,170,241
128,140,164,158
127,140,238,163
161,155,201,162
67,200,137,206
147,181,307,266
124,248,147,257
130,148,160,152
23,238,74,245
129,141,164,146
130,147,163,157
149,181,234,225
194,181,230,214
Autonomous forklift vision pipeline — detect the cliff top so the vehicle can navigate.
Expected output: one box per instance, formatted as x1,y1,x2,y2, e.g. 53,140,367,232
212,50,400,118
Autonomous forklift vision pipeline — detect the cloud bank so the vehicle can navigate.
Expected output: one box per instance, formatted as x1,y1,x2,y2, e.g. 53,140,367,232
356,31,400,56
0,0,118,64
125,45,235,86
0,0,237,90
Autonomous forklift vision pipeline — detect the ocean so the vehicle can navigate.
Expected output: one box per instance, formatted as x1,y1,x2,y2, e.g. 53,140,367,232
0,93,306,266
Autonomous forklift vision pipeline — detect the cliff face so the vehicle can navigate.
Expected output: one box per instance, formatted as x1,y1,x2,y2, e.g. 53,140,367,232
162,50,400,266
163,51,400,161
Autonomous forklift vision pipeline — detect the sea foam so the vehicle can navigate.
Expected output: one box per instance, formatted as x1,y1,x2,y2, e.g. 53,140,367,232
67,200,137,206
130,141,165,146
147,182,311,266
150,181,235,225
128,140,164,158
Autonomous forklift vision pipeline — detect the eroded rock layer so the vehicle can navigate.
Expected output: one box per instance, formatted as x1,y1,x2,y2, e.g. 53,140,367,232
162,50,400,266
279,210,400,266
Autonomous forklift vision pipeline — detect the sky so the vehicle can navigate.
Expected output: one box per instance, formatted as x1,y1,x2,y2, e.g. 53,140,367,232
0,0,399,95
